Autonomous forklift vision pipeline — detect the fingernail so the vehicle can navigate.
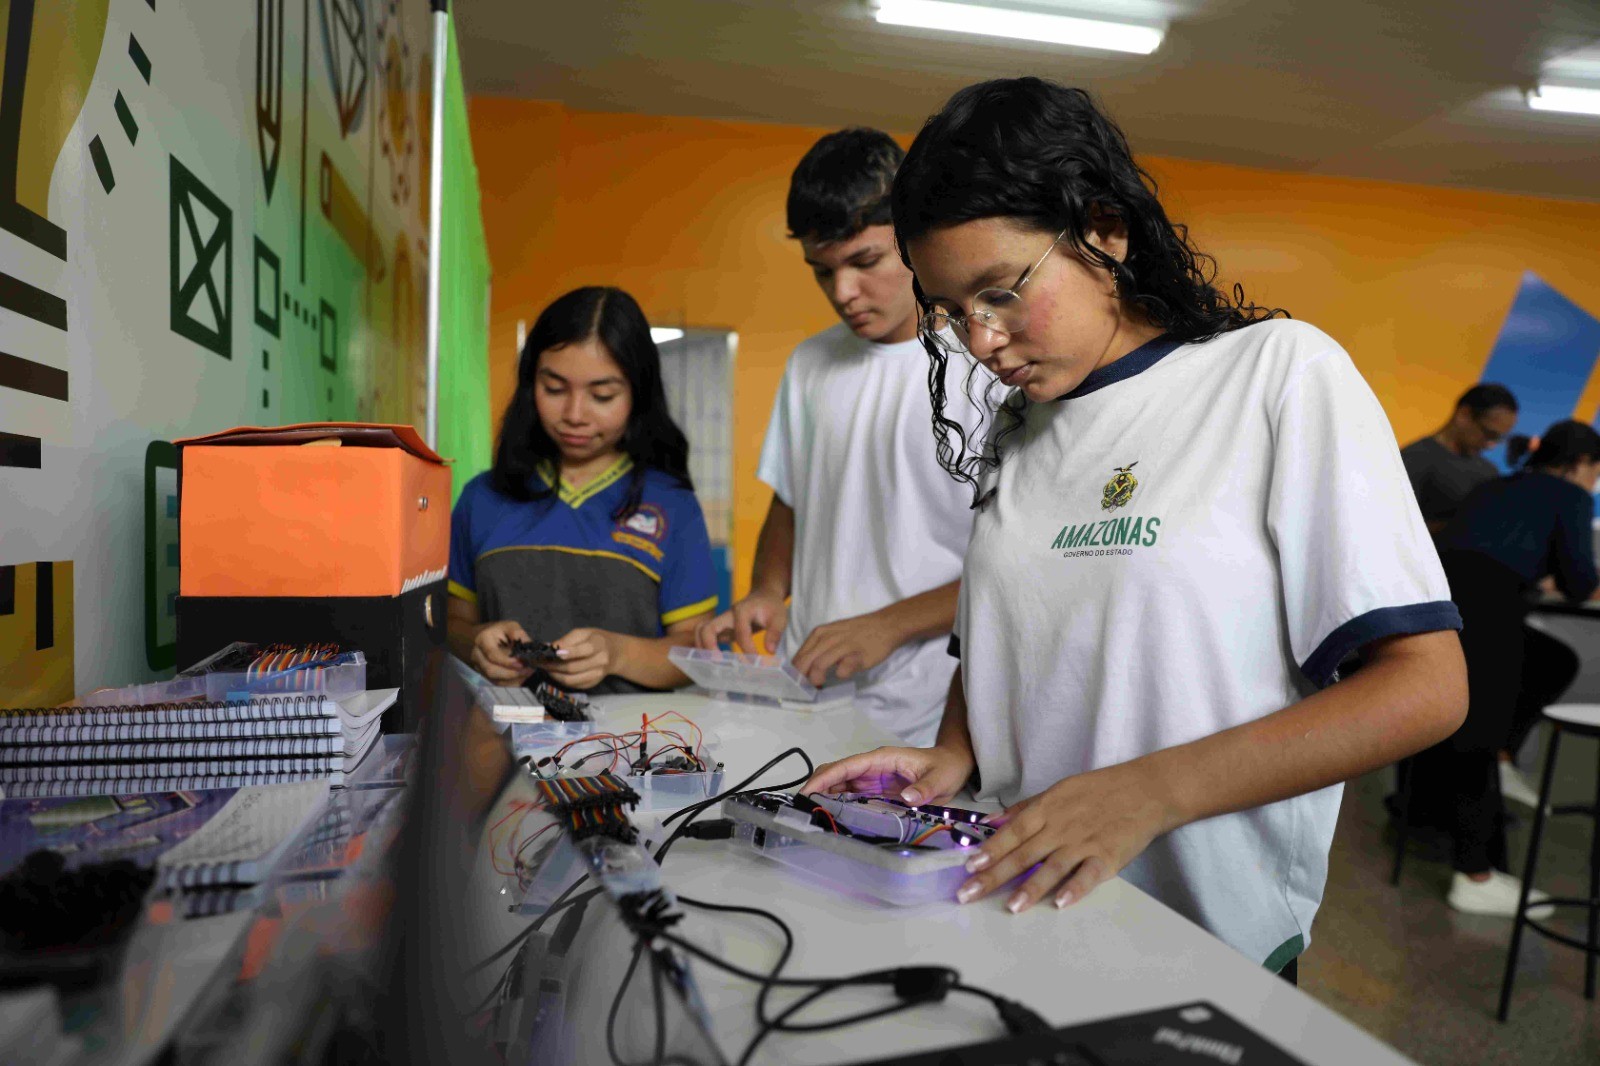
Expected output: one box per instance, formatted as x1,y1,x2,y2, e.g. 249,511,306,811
901,789,922,805
1054,892,1074,910
965,852,990,873
956,883,979,904
1006,892,1027,914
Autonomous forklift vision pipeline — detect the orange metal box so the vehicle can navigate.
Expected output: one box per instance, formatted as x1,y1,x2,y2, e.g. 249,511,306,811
177,423,451,598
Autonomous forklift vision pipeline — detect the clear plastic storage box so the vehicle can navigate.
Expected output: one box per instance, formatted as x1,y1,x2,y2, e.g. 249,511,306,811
509,722,724,812
79,642,367,706
667,647,855,709
723,793,996,907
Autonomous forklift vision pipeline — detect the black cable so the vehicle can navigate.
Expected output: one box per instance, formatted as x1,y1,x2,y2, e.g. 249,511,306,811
650,948,668,1066
659,930,902,991
462,878,598,978
658,923,1052,1062
676,895,795,1035
606,940,648,1066
739,982,932,1066
463,960,515,1018
660,746,812,828
469,746,810,982
463,925,534,979
660,928,951,1065
654,747,814,866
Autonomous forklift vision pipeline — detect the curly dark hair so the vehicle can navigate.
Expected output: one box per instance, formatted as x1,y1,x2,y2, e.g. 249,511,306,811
892,77,1288,504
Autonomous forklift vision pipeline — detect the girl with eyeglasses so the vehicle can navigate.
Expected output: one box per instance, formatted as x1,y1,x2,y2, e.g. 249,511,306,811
807,78,1469,980
446,287,718,695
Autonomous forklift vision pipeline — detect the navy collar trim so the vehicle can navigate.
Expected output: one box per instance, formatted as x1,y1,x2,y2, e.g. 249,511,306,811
1055,333,1184,401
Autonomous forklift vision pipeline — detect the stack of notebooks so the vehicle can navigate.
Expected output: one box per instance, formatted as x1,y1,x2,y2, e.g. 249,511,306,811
0,782,331,926
0,690,398,799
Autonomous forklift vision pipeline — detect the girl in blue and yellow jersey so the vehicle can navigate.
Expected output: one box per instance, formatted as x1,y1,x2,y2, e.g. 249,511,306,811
447,287,718,694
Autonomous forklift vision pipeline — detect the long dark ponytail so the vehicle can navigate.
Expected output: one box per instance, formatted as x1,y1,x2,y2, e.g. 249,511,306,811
492,286,692,519
1523,421,1600,473
892,77,1287,505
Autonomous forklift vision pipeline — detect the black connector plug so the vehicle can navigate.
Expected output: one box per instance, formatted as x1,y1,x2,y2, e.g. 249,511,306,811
891,966,958,1004
993,996,1053,1035
679,818,735,841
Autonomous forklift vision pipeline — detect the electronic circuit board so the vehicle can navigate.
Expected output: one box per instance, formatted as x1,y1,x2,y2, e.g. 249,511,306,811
724,791,1000,905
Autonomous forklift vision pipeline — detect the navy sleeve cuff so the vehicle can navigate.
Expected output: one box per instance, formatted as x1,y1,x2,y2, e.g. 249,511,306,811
1300,600,1462,688
948,633,961,660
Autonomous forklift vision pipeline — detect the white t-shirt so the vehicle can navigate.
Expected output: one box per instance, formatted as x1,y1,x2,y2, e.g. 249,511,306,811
955,319,1459,968
758,324,982,745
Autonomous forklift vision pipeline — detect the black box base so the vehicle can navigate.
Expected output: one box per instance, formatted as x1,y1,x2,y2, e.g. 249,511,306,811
176,580,447,733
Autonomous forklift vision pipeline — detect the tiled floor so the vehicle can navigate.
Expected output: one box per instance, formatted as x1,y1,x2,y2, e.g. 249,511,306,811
1305,735,1600,1065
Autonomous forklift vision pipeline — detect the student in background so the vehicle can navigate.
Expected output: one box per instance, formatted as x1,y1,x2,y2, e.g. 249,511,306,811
1416,420,1600,915
807,78,1467,981
1401,383,1519,534
1398,385,1577,809
1493,433,1582,806
447,286,718,694
695,128,982,746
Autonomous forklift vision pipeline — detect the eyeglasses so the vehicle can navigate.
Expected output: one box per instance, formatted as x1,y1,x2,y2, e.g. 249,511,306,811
919,229,1067,354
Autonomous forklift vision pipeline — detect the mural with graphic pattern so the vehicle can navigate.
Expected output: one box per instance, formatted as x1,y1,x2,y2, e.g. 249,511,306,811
0,0,433,701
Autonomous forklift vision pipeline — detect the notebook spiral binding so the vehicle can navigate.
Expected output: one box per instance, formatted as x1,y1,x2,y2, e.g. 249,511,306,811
0,694,335,720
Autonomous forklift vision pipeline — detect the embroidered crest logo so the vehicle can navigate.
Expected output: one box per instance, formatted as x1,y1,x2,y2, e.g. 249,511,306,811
624,510,662,538
1101,462,1139,512
612,503,668,561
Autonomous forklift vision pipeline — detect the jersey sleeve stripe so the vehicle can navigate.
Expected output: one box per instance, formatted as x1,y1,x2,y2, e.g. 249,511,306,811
1300,600,1463,688
661,595,719,627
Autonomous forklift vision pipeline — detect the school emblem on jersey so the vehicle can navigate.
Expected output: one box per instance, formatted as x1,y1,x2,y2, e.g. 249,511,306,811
613,504,667,561
1101,462,1139,511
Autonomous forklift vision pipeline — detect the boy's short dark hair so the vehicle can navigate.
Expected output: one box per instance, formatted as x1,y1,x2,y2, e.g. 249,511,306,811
786,128,905,245
1456,383,1518,414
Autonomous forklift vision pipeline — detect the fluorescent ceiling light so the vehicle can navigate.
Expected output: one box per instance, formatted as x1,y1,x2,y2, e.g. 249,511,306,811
1526,84,1600,116
650,327,684,343
874,0,1163,55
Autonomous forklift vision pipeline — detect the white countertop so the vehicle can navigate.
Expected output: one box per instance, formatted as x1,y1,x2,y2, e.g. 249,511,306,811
580,690,1415,1066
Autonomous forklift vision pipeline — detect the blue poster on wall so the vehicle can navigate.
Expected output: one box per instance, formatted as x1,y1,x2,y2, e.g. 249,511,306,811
1477,272,1600,471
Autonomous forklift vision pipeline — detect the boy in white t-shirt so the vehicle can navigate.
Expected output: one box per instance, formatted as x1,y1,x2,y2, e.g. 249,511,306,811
696,129,979,746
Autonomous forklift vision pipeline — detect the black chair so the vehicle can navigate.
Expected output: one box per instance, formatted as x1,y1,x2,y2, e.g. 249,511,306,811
1496,703,1600,1021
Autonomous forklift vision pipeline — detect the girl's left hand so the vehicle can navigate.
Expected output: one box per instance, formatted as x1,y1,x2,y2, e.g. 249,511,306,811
959,760,1181,914
544,628,616,691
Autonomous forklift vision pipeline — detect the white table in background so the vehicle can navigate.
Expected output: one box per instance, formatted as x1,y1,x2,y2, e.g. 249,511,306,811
1527,596,1600,704
583,692,1416,1066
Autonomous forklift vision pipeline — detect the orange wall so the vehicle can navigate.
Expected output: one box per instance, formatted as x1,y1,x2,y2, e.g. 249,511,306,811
468,97,1600,596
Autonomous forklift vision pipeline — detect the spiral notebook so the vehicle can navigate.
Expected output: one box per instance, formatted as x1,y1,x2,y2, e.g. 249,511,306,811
0,690,396,798
0,693,377,733
154,780,329,889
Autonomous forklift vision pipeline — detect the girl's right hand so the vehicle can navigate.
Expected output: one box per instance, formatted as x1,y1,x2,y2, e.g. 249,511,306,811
472,620,536,684
803,743,976,807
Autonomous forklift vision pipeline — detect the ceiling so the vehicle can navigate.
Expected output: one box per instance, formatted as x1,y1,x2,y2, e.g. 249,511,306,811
456,0,1600,203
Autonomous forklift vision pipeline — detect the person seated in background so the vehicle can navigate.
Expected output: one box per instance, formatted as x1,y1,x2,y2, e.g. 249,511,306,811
446,286,718,694
1400,383,1519,534
1495,433,1582,806
695,128,982,746
1413,420,1600,916
1399,385,1573,808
